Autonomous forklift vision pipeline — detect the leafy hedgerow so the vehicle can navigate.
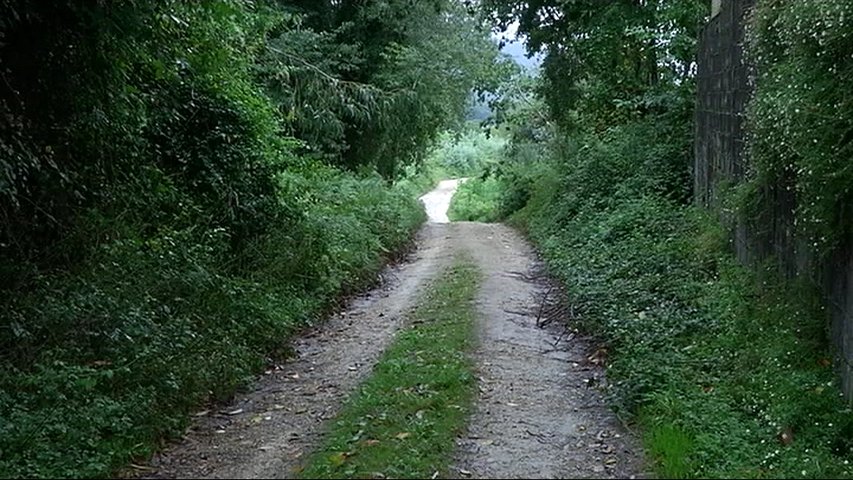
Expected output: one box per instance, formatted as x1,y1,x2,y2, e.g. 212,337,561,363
0,0,505,476
0,168,425,479
467,116,853,478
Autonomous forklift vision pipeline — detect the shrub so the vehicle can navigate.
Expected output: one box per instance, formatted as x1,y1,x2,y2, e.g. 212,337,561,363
461,112,853,477
448,176,502,222
0,166,424,478
746,0,853,252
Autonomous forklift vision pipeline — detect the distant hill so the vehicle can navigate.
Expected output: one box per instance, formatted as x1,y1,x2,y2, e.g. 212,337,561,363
501,39,542,72
465,33,542,121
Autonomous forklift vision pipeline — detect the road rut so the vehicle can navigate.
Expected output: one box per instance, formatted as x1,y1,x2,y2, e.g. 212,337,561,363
134,179,644,479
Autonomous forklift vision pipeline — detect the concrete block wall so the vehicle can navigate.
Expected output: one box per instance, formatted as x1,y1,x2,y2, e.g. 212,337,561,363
694,0,853,399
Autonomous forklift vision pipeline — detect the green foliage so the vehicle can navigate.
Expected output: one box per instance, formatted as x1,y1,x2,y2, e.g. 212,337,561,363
0,0,504,476
448,176,502,223
0,0,289,284
393,162,449,199
300,258,479,479
745,0,853,252
481,0,707,131
428,127,506,178
644,422,694,479
0,167,424,478
259,0,513,177
473,115,853,478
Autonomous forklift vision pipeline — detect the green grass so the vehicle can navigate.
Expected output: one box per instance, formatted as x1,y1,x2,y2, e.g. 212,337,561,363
448,176,502,222
299,257,480,479
644,421,694,479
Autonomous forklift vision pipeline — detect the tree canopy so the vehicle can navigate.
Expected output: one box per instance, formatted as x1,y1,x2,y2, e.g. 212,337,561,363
481,0,706,130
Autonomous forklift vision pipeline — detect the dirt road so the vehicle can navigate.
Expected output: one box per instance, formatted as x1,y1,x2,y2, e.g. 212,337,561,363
137,180,644,479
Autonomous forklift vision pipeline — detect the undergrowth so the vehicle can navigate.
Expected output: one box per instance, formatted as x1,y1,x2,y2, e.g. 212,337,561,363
459,116,853,478
448,175,502,222
0,167,425,479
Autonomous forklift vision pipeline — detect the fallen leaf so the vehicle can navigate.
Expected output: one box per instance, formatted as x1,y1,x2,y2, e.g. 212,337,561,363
350,429,365,442
459,468,472,476
605,457,617,465
328,452,348,467
395,432,411,440
588,347,608,366
365,439,381,446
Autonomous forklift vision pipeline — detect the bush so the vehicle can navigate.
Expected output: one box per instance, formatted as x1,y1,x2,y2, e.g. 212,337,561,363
462,112,853,477
448,176,502,222
0,166,424,478
426,127,506,178
746,0,853,252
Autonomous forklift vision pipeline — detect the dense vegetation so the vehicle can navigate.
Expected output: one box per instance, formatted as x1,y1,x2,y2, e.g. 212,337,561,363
745,0,853,253
0,1,506,477
452,0,853,477
3,0,851,477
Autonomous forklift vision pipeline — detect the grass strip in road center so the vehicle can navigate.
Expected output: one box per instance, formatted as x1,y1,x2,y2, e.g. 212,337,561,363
299,257,480,479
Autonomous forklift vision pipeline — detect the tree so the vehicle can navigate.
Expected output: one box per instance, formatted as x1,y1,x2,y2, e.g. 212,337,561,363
480,0,707,130
260,0,513,176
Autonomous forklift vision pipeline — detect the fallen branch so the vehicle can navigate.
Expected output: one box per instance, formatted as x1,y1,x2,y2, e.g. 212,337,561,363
553,329,575,347
535,286,554,328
